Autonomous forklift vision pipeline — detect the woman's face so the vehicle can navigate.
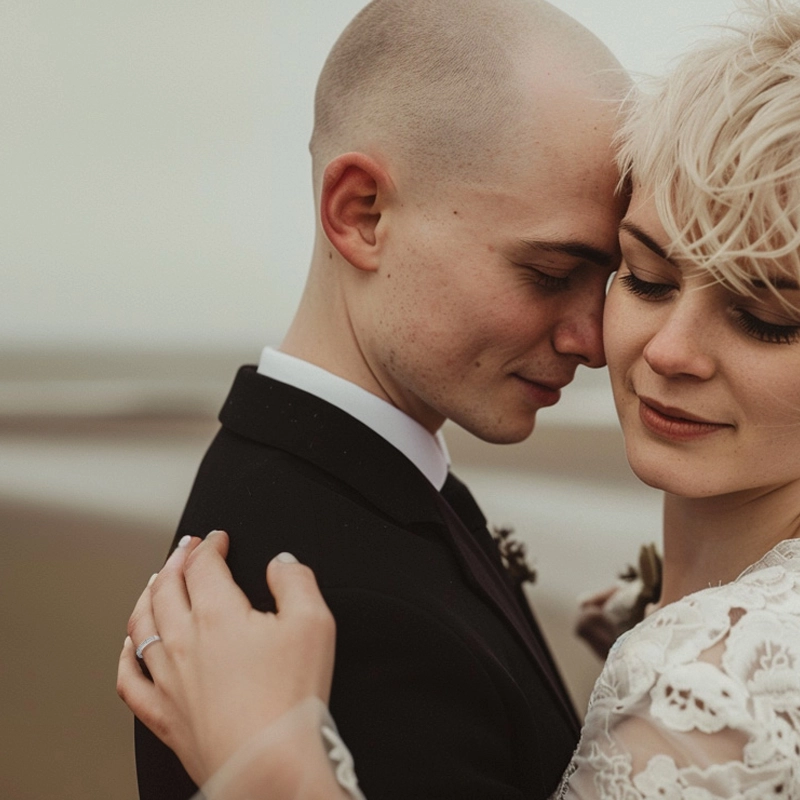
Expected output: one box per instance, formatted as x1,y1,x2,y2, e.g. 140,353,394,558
604,189,800,498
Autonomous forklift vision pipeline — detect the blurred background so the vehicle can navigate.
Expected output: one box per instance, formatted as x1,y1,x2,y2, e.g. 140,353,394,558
1,0,739,796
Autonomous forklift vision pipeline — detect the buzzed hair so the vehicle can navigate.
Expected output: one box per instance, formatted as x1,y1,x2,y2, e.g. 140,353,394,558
310,0,623,191
617,0,800,303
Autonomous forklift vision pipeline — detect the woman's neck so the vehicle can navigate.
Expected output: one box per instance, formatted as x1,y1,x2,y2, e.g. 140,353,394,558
658,482,800,608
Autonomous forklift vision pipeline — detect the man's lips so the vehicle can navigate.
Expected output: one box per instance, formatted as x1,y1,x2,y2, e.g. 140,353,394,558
637,396,731,440
513,375,569,406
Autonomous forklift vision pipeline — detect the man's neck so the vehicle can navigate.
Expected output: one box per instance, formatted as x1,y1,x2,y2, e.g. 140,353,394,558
280,311,445,435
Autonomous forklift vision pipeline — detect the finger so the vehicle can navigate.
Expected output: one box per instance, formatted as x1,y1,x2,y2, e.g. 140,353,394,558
117,636,171,746
266,554,332,623
155,534,201,603
149,535,201,634
127,571,159,641
266,555,336,703
202,529,230,559
182,531,252,616
127,573,167,677
117,635,156,712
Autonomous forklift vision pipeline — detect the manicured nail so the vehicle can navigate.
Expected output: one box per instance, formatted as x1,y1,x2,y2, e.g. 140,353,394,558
147,573,158,587
178,535,192,548
275,552,298,564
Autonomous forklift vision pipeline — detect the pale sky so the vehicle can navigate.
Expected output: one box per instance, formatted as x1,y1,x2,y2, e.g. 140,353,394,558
1,0,740,349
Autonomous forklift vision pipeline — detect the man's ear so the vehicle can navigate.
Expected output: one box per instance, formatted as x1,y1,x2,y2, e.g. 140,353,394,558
320,153,391,272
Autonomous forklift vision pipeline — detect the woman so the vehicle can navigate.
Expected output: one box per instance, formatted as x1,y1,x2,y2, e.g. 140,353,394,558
118,3,800,797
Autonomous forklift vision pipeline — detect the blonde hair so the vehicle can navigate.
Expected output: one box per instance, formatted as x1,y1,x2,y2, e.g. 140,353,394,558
617,1,800,304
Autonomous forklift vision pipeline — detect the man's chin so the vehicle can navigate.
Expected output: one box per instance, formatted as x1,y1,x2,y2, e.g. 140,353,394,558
454,414,537,446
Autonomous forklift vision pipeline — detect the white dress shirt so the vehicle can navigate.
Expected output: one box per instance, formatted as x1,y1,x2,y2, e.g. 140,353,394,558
257,348,449,490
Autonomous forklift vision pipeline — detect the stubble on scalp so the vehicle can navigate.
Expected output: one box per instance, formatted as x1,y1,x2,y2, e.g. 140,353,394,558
309,0,629,197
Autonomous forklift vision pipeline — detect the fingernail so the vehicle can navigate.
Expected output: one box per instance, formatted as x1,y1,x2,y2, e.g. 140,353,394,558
177,534,192,548
147,573,158,587
275,552,298,564
207,530,223,539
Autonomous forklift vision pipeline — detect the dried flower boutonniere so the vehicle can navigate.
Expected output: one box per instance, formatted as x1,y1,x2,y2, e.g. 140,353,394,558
492,526,537,588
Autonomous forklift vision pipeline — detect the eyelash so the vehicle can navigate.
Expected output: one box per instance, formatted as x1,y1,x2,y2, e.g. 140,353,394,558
620,272,800,344
523,268,571,291
735,310,800,345
618,272,674,300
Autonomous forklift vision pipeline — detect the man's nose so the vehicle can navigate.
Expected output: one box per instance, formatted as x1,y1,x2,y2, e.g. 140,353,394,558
553,288,606,368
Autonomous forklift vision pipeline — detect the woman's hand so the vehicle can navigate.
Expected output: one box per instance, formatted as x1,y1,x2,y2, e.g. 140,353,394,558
117,532,336,786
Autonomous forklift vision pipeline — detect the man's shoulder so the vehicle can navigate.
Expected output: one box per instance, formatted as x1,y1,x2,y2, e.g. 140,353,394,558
183,367,443,529
178,424,442,576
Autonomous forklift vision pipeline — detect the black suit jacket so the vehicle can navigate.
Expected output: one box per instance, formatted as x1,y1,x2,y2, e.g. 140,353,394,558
135,366,580,800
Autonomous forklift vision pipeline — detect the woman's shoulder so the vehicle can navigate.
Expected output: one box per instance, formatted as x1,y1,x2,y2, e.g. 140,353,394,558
570,541,800,799
594,538,800,712
635,537,800,641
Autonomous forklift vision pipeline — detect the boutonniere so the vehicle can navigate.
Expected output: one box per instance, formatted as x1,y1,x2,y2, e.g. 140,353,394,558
492,526,537,587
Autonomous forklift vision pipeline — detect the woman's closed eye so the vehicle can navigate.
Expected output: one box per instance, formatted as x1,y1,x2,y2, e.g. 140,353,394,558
618,269,675,300
733,308,800,345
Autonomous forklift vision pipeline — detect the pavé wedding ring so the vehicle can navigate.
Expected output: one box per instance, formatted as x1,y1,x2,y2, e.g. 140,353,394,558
135,635,162,659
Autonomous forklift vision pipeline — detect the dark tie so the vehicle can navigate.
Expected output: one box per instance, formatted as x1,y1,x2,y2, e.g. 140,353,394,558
441,472,491,539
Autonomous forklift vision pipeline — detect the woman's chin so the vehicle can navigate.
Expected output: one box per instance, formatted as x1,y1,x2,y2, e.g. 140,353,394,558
624,446,719,498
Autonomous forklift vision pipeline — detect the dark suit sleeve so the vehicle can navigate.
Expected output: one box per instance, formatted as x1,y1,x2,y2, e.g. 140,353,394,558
327,588,530,800
135,718,198,799
135,589,530,800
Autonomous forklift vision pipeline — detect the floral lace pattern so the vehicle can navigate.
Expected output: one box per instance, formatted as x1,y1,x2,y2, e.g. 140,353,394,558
555,539,800,799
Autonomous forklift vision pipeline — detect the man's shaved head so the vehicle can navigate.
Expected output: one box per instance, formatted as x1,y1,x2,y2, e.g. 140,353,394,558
310,0,627,191
285,0,629,444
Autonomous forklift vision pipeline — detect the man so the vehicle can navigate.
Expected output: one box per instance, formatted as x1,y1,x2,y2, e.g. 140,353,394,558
135,0,628,797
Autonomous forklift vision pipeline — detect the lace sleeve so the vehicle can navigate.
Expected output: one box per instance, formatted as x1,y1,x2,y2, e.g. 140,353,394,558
555,558,800,799
192,698,366,800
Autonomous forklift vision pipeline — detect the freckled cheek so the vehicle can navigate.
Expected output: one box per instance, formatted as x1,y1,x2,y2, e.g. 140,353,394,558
603,303,655,370
599,323,626,373
743,381,800,433
603,333,640,404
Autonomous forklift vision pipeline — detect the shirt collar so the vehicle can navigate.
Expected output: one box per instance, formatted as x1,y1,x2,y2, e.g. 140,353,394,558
257,347,449,490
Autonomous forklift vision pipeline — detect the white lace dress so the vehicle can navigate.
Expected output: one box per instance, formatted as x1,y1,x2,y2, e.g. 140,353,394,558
554,538,800,799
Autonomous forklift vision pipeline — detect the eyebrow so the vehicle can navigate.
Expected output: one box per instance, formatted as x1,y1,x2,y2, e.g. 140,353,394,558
517,238,616,268
618,221,671,262
621,221,800,291
752,277,800,291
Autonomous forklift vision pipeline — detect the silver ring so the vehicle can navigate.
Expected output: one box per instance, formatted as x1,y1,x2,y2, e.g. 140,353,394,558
135,635,162,660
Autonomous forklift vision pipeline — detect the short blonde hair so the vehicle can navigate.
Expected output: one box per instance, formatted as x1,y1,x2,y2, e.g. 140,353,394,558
617,1,800,302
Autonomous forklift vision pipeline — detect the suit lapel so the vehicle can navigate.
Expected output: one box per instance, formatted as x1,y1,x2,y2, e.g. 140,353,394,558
219,367,445,526
438,474,580,735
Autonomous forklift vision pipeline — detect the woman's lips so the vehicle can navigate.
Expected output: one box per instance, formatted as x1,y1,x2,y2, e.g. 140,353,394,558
637,397,731,441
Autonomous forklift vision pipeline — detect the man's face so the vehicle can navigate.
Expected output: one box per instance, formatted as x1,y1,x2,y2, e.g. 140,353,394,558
353,103,625,444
